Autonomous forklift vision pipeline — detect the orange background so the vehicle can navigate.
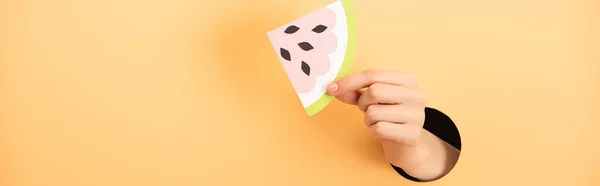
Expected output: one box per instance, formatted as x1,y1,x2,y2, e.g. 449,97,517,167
1,0,599,185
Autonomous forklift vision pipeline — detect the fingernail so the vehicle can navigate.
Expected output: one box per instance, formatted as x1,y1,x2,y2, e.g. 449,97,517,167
327,83,338,93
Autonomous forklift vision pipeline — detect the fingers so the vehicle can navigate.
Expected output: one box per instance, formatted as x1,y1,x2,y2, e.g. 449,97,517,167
364,104,425,127
357,83,427,111
369,121,421,146
364,104,425,145
327,69,426,146
327,69,418,96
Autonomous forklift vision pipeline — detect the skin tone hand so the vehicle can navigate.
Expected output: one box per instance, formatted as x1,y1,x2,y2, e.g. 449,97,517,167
326,69,460,181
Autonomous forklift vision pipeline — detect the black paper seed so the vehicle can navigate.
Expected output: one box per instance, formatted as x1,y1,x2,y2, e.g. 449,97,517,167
280,48,291,61
298,42,314,51
284,25,300,34
312,25,328,33
301,61,311,76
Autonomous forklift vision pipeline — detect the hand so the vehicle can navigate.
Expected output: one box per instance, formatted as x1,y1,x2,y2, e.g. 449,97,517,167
326,69,460,181
326,69,428,146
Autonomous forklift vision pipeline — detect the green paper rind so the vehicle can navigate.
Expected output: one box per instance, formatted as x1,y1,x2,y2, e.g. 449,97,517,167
305,0,357,116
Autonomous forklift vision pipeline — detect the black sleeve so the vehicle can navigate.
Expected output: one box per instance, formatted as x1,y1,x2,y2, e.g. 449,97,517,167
390,107,462,182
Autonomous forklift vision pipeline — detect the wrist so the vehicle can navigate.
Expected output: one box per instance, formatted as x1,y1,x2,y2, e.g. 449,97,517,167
383,128,447,181
381,129,431,170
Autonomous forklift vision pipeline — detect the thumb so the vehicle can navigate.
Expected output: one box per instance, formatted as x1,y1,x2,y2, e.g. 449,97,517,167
336,91,361,105
327,82,361,105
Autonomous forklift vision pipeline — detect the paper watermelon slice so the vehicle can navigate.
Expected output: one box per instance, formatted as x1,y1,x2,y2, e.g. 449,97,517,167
267,0,356,116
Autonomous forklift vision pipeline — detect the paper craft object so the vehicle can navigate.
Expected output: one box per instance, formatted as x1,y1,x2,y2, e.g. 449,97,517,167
267,0,357,116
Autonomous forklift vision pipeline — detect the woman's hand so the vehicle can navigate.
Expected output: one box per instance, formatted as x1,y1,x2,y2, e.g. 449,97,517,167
326,69,459,181
326,69,427,145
